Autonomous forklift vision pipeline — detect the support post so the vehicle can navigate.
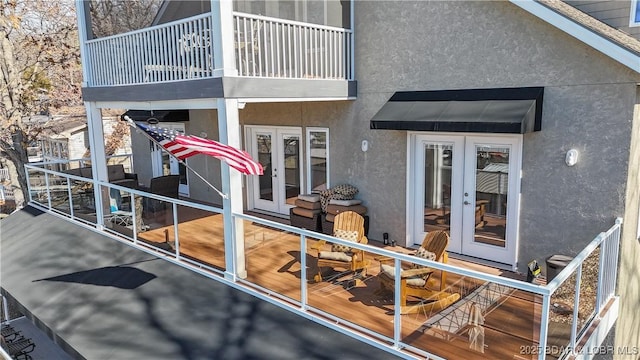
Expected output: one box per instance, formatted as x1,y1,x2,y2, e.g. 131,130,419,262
217,98,246,279
210,0,238,77
85,103,109,229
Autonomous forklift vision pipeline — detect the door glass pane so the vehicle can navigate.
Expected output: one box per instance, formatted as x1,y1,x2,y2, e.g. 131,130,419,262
308,130,327,193
161,153,171,175
423,143,453,235
178,163,187,185
257,134,273,201
283,135,300,206
474,145,509,247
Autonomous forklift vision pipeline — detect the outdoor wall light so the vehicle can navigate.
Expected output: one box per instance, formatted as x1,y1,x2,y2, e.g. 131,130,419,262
361,140,369,152
565,149,579,166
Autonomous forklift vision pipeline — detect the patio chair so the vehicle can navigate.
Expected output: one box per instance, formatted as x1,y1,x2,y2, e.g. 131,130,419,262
1,324,21,342
377,230,460,314
311,211,370,285
141,175,180,213
2,335,35,360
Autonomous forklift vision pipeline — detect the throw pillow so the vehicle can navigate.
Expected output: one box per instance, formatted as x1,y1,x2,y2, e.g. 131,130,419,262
331,229,359,252
332,184,359,198
412,247,436,269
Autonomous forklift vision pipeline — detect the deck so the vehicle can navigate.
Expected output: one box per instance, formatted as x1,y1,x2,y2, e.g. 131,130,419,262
131,206,560,360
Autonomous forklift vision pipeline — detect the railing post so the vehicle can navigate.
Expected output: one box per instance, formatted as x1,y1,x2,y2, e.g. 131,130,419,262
569,264,583,355
45,172,52,209
539,293,551,360
131,193,138,244
75,0,93,87
211,0,237,77
595,241,606,314
67,179,74,218
173,202,180,258
393,258,402,349
300,234,307,311
349,0,355,80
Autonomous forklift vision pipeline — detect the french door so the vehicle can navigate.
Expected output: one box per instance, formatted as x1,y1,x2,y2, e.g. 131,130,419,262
410,133,521,265
246,126,302,215
151,123,189,196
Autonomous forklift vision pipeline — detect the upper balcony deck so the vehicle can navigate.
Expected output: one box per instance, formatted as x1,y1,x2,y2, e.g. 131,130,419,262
80,11,356,103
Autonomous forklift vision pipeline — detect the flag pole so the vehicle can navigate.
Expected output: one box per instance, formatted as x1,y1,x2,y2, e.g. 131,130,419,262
122,116,228,199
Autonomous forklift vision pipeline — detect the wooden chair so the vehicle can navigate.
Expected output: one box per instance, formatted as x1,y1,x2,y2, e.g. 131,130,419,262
311,211,370,284
377,230,460,314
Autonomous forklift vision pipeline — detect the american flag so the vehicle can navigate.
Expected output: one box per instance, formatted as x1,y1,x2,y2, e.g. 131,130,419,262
135,122,263,175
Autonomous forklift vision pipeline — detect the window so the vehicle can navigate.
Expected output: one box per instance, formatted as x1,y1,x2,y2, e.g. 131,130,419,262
630,0,640,27
306,128,329,193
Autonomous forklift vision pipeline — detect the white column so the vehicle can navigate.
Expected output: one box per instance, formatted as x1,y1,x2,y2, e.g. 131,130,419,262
85,103,109,229
210,0,238,77
75,0,92,86
217,98,246,279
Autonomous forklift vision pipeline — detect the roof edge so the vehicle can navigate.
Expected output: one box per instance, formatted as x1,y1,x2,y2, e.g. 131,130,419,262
510,0,640,74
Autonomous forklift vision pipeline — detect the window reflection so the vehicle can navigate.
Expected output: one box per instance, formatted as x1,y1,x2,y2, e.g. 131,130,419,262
473,146,509,247
423,144,452,234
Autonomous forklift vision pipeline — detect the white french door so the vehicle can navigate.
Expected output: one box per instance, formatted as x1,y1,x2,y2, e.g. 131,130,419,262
246,126,302,215
410,133,521,266
151,123,189,196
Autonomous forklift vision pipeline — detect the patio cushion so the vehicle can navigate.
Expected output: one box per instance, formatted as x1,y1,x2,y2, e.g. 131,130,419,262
331,229,358,252
412,247,436,269
326,204,368,216
328,199,362,206
380,264,426,287
318,251,352,262
298,194,321,202
291,207,321,218
295,199,322,210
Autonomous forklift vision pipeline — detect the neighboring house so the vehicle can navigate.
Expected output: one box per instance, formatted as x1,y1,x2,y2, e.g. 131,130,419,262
38,117,87,163
2,1,639,359
39,116,132,169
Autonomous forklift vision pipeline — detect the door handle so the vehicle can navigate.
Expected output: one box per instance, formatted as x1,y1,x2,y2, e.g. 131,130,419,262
463,200,470,205
273,169,277,177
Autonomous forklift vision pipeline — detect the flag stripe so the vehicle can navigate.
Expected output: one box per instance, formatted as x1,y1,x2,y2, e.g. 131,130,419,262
135,122,264,175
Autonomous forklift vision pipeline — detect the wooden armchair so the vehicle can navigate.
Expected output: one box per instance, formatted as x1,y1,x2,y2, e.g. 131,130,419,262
311,211,370,284
377,230,460,314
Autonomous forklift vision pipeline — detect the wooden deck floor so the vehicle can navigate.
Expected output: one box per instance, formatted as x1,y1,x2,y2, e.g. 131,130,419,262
134,208,555,359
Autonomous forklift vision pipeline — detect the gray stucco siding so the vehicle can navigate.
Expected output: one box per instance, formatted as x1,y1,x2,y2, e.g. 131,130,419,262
352,1,640,271
518,83,635,269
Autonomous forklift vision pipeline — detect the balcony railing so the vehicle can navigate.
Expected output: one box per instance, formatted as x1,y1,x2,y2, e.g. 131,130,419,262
234,13,353,79
0,168,9,181
24,161,621,360
83,12,353,87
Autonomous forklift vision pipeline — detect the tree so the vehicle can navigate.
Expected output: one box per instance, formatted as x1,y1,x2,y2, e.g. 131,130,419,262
0,0,81,206
89,0,162,38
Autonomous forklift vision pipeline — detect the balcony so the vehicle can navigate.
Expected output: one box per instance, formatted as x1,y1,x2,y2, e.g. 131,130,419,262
16,160,622,359
81,12,355,102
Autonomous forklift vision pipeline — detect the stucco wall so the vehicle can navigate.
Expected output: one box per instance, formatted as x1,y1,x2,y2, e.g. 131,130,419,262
185,109,224,206
351,1,639,271
152,2,640,276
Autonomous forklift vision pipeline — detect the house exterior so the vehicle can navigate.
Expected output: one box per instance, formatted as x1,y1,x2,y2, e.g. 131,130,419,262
1,0,639,359
38,116,132,169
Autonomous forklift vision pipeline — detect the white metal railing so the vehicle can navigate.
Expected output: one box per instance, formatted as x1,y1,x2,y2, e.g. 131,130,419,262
233,12,353,80
85,13,214,86
83,12,353,87
23,162,622,360
539,219,622,359
0,186,14,202
0,168,9,181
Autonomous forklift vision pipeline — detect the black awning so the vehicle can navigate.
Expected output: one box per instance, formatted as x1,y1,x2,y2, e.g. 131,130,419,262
120,109,189,122
370,87,544,134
